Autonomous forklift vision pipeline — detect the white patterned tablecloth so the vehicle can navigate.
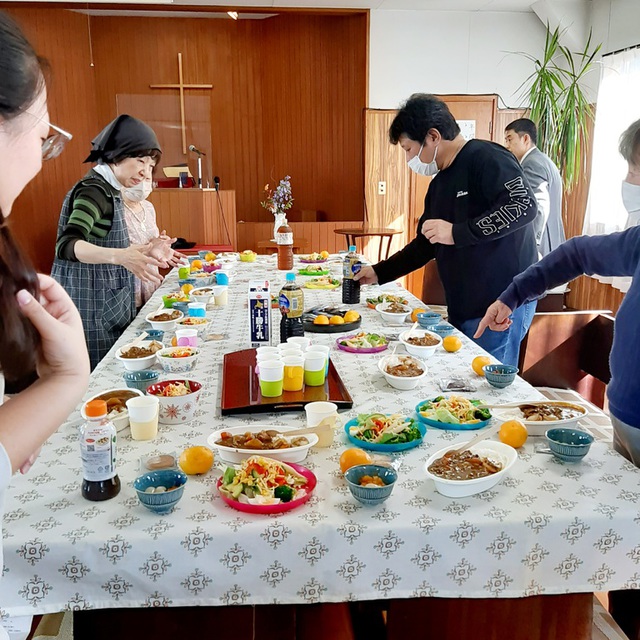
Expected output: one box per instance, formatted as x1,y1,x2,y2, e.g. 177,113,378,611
2,255,640,618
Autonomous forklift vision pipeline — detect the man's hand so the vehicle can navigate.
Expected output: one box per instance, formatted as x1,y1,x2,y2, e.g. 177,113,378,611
354,265,378,285
422,219,454,245
474,300,513,338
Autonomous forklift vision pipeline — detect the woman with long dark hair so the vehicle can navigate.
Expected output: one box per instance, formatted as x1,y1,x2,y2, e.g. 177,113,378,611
0,12,90,637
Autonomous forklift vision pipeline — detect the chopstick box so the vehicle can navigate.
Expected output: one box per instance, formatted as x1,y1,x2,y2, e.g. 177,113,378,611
248,280,272,347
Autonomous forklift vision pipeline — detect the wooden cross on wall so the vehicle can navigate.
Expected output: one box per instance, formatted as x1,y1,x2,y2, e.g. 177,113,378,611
150,52,213,155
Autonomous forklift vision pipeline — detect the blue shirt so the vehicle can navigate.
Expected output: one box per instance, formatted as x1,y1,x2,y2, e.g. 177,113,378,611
499,226,640,428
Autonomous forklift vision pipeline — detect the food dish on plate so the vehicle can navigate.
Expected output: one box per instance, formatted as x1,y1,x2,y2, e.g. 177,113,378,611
214,430,310,450
304,276,341,290
345,414,425,452
427,449,502,480
218,456,316,513
366,293,408,309
299,252,328,263
119,341,163,359
492,401,587,435
298,265,330,276
416,396,492,430
384,355,424,377
337,332,388,353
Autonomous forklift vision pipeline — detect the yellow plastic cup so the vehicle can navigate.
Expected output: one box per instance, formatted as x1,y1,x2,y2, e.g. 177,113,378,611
282,356,304,392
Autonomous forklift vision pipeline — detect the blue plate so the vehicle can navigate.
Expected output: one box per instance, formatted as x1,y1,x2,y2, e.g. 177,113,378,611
344,417,426,452
414,398,491,431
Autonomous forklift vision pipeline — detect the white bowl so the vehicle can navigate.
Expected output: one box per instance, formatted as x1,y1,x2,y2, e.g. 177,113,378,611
146,379,203,425
375,302,411,325
378,354,427,390
156,346,200,373
189,286,215,304
81,387,144,432
399,329,442,358
145,309,184,331
115,340,164,371
424,440,518,498
176,317,211,338
492,401,588,436
191,273,215,286
207,425,319,463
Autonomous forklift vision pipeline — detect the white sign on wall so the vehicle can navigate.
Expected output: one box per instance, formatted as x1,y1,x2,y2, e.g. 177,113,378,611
457,120,476,140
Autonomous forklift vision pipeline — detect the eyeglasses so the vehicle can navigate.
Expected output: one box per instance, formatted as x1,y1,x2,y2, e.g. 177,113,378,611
42,122,73,161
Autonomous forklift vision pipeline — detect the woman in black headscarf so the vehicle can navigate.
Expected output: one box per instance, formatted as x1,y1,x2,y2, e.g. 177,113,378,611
52,115,178,369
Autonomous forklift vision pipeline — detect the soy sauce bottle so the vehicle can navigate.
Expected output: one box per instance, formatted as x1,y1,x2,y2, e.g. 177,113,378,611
342,245,362,304
279,272,305,342
80,400,121,501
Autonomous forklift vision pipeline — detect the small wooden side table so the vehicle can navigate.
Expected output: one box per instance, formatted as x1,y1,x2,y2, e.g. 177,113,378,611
333,227,403,262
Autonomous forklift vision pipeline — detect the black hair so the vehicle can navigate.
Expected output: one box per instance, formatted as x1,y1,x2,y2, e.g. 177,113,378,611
389,93,461,145
505,118,538,145
0,11,44,381
110,148,162,166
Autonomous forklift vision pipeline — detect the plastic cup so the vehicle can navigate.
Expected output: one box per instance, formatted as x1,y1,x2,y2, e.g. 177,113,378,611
258,360,284,397
304,352,326,387
126,396,159,441
256,346,280,362
188,302,207,318
279,348,303,360
212,285,228,307
287,336,311,351
307,345,330,375
304,401,338,447
216,271,230,286
282,356,304,392
178,266,191,279
175,328,198,347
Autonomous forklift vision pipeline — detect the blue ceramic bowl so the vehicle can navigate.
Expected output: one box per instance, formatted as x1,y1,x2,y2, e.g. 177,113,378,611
172,301,191,315
133,469,188,514
429,322,455,338
344,464,397,506
123,370,160,392
178,278,197,288
145,329,165,342
198,250,210,260
416,312,441,328
186,255,199,263
483,364,518,388
545,428,594,462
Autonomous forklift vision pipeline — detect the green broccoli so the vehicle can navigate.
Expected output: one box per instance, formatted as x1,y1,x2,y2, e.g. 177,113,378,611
274,485,295,502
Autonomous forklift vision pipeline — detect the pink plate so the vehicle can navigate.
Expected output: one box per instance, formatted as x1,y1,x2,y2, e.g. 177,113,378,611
217,462,317,514
336,334,389,354
299,258,328,264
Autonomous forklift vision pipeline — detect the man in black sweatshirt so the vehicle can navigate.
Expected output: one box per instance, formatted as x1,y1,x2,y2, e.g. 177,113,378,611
356,94,538,366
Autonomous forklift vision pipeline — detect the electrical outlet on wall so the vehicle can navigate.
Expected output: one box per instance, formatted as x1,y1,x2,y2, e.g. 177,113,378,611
378,181,386,196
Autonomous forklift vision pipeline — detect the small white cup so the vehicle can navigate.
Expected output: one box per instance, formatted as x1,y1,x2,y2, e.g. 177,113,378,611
126,396,160,441
287,336,311,351
277,342,302,352
256,347,281,362
307,345,330,374
212,285,228,306
304,401,339,447
175,328,198,347
258,359,284,382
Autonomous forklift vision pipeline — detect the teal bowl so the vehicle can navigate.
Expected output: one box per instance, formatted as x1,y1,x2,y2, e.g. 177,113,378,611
123,370,159,392
483,364,518,388
344,464,397,506
430,322,455,338
416,312,441,328
545,428,594,462
134,469,187,514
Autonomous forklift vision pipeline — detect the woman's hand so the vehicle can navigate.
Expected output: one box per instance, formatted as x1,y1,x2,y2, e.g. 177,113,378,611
147,234,184,268
16,274,90,381
474,301,513,338
118,246,164,283
19,446,41,474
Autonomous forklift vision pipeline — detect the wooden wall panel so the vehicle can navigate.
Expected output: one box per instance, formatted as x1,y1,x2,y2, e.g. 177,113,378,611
3,8,98,273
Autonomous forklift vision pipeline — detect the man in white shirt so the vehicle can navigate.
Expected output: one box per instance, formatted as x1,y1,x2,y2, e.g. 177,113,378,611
505,118,566,256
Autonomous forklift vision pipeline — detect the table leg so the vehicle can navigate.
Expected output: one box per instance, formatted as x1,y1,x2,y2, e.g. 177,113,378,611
383,234,393,261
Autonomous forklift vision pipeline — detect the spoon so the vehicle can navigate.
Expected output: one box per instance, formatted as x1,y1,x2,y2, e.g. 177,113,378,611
454,422,502,454
266,417,336,439
130,331,149,347
406,321,419,340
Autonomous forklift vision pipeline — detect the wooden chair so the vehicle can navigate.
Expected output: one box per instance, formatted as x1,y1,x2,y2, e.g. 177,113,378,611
517,310,614,409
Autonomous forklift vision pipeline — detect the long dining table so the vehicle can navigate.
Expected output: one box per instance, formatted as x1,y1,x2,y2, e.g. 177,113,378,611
1,254,638,639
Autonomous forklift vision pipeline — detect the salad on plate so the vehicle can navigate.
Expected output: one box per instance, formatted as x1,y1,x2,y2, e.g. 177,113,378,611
338,332,388,350
366,293,409,309
304,276,341,290
349,413,421,445
418,396,491,425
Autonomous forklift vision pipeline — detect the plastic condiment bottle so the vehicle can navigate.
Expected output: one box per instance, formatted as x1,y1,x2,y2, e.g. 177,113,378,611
80,400,121,501
279,272,304,342
276,217,294,270
342,245,362,304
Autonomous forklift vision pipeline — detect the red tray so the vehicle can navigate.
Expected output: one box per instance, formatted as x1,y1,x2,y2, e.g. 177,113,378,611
221,349,353,415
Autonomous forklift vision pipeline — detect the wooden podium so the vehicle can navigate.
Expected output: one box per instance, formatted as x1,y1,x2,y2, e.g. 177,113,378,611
148,188,237,249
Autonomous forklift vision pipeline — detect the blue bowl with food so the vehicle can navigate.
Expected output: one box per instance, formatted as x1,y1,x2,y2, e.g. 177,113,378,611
416,312,441,328
123,370,160,392
344,415,426,452
172,301,191,315
133,469,188,514
545,428,594,462
145,329,165,342
429,322,455,338
344,464,397,506
483,364,519,389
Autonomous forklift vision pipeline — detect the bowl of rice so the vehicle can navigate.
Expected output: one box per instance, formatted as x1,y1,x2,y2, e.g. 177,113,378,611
146,379,203,424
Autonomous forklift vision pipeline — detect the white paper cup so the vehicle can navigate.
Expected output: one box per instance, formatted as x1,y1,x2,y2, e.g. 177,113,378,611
277,342,302,353
255,354,282,375
126,396,159,441
287,336,311,351
307,345,330,374
304,401,338,447
256,346,280,360
258,360,285,382
279,348,303,359
175,328,198,347
212,285,228,306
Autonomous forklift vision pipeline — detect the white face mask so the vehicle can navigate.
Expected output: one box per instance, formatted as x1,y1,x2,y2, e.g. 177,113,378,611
622,180,640,214
123,181,153,202
407,142,439,177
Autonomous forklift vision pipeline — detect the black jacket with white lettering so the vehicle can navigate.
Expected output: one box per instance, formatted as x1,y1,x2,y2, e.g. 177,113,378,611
374,139,538,325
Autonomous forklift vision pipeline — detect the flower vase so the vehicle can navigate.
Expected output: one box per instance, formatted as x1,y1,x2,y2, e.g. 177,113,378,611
273,212,287,241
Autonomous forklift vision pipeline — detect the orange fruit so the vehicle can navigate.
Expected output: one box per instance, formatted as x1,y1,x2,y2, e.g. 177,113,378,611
343,310,360,323
313,315,330,325
472,355,492,376
204,252,216,261
171,336,178,347
320,250,330,259
499,420,528,448
442,336,462,352
339,448,372,474
329,315,345,325
411,308,427,323
181,283,194,295
190,259,203,271
178,446,214,475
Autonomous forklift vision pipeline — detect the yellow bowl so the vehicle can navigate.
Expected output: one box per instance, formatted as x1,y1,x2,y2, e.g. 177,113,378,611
239,251,257,262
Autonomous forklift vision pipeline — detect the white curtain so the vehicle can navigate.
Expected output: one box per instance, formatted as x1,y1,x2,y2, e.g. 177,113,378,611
583,47,640,292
